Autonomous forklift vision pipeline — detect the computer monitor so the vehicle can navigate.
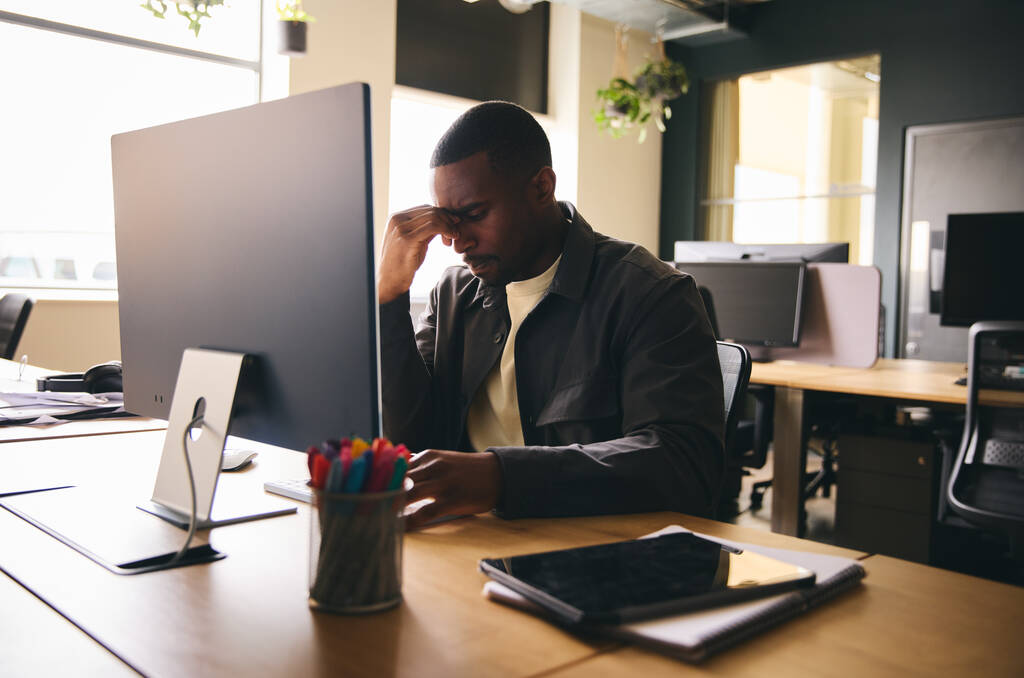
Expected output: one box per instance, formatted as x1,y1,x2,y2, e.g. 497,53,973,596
677,261,807,347
112,83,379,453
674,241,849,263
940,211,1024,327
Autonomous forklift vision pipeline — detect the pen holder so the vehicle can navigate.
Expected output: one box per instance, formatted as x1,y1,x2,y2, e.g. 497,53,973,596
308,481,408,614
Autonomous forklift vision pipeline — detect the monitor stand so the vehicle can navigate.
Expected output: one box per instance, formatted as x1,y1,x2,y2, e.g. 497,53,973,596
138,348,296,529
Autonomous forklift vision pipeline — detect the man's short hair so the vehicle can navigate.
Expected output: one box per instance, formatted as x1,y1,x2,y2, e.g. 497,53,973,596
430,101,552,181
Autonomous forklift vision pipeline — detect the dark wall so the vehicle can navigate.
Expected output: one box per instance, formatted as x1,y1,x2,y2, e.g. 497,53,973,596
660,0,1024,355
396,0,549,113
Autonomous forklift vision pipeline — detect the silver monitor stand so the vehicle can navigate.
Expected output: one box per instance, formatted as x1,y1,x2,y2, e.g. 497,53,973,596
138,348,296,529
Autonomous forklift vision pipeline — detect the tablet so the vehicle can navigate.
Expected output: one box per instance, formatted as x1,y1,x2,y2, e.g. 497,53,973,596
478,532,816,625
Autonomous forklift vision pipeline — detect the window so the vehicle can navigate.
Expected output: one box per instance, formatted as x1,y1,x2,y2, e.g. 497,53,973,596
701,57,881,265
0,2,265,291
388,89,472,300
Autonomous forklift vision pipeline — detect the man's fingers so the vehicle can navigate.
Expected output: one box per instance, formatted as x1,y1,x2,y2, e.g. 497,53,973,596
402,218,458,246
407,450,431,470
405,499,445,531
406,477,440,505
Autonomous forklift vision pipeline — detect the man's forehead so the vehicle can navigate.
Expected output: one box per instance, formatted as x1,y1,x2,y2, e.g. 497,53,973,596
431,151,497,208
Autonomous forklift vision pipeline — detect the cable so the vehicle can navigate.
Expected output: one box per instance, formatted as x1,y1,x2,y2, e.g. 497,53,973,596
167,412,203,566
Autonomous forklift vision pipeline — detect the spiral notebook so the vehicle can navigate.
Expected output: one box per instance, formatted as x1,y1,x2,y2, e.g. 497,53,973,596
482,526,866,663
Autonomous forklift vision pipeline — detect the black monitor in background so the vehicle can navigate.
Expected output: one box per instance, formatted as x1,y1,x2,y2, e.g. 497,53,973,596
112,83,379,452
941,212,1024,327
676,261,807,347
674,241,849,263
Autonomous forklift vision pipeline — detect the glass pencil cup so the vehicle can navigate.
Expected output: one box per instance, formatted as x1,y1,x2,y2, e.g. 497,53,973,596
308,480,409,614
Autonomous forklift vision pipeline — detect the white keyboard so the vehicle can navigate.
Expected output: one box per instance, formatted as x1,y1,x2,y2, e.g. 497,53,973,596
263,479,312,503
262,480,462,525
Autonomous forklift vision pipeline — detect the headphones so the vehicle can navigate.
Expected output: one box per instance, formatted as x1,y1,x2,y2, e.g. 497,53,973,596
37,361,124,394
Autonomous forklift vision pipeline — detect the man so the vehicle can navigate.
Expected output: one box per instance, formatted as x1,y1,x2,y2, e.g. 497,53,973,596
378,102,724,529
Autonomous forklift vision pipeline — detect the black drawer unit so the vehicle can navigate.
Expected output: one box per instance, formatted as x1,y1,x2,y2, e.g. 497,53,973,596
835,434,939,563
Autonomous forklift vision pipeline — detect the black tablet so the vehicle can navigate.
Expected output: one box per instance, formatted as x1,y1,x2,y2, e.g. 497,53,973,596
478,532,816,625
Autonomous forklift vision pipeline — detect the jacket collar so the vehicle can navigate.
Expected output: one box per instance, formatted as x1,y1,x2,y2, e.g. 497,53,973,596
468,200,594,308
548,201,594,302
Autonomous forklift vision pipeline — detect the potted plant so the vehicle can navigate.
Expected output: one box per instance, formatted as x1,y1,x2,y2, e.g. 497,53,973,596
593,78,653,142
592,44,689,142
634,58,689,133
277,0,316,57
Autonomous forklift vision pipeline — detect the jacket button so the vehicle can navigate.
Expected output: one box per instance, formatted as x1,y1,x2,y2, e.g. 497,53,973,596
493,333,503,344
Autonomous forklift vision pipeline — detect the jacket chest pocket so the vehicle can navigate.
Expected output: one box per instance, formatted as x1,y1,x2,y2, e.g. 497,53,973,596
535,376,619,427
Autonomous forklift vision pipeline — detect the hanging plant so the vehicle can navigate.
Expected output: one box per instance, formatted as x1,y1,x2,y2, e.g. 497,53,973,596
593,27,688,142
141,0,225,37
276,0,317,57
594,78,652,142
634,57,689,133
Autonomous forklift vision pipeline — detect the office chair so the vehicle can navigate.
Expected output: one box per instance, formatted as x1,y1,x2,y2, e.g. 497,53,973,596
0,293,34,360
947,321,1024,560
748,404,845,511
715,341,752,516
698,285,839,515
698,286,768,514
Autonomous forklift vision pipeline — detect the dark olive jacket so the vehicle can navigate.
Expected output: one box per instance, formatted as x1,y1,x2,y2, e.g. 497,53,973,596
379,203,725,518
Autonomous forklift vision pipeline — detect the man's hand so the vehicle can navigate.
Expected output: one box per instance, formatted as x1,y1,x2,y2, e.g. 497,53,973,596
405,450,503,529
378,205,459,305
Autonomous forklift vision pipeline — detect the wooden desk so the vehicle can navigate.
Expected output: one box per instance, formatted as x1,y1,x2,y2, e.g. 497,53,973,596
0,431,865,677
3,432,1022,676
0,416,166,444
0,570,138,676
0,357,165,444
546,554,1024,677
750,358,1024,536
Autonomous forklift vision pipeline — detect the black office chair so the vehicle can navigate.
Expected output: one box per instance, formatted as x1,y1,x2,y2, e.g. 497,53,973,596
0,293,34,360
715,341,752,516
748,402,846,511
699,285,840,515
947,321,1024,560
699,286,768,514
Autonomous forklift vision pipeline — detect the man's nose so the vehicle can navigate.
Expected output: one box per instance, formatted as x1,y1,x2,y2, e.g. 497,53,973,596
451,226,475,254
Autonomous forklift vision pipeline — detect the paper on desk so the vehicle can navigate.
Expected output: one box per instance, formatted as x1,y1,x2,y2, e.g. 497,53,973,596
0,391,125,425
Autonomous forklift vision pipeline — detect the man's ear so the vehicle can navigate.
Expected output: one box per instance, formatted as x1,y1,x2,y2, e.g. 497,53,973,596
528,167,557,205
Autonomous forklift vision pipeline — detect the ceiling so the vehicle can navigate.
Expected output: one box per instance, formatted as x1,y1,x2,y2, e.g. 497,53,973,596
516,0,771,45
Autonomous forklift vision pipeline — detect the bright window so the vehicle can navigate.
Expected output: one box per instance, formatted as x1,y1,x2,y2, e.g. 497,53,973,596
388,89,471,300
0,2,262,291
702,57,881,265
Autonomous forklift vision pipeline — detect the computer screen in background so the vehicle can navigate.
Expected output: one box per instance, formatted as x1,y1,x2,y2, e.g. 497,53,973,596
112,83,379,452
675,261,807,348
673,241,849,264
941,212,1024,327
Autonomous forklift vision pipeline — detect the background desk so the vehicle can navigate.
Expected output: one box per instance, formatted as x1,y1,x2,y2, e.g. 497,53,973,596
0,357,165,444
2,431,1023,676
751,358,1024,537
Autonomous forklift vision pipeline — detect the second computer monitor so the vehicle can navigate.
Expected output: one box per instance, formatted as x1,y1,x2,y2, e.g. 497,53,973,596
112,83,379,452
674,241,848,264
678,261,807,347
941,211,1024,327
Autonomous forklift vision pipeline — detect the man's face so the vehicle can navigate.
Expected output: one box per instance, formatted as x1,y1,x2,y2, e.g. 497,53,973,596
432,151,545,286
